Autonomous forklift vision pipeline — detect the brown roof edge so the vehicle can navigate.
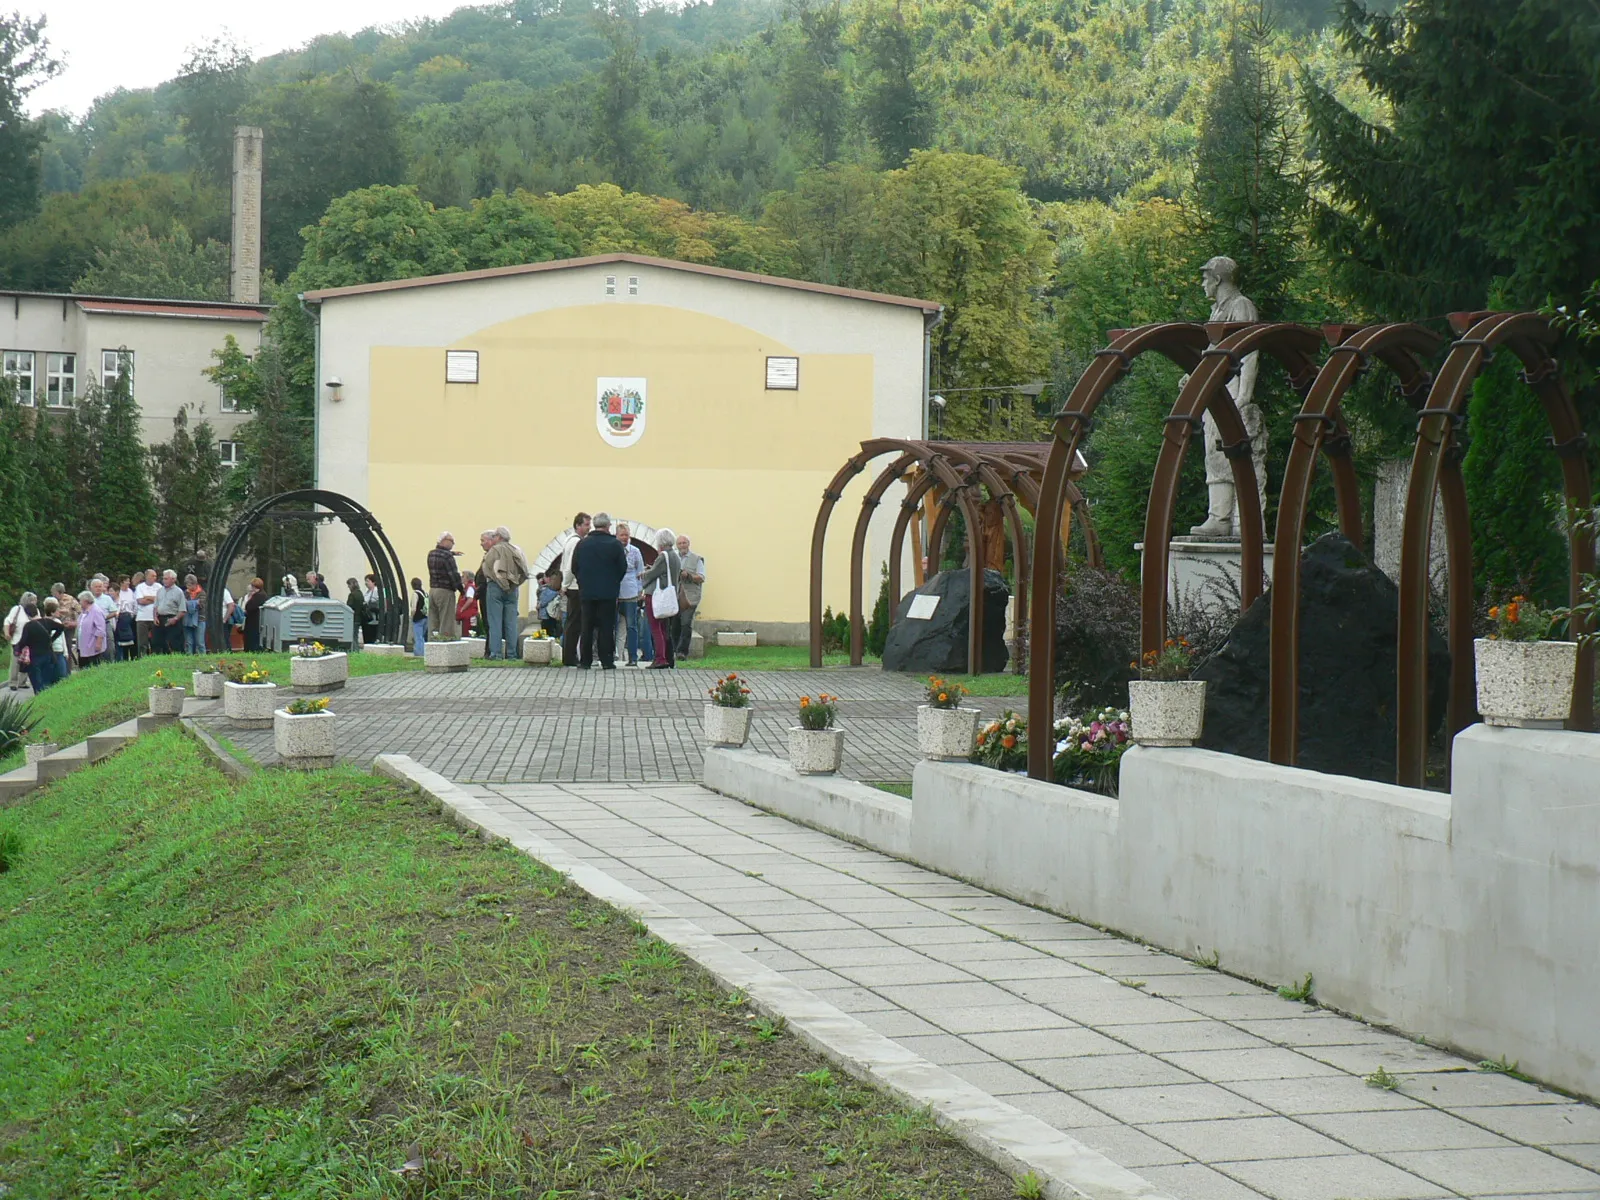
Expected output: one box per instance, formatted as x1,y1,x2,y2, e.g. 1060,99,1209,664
300,252,943,313
0,288,272,312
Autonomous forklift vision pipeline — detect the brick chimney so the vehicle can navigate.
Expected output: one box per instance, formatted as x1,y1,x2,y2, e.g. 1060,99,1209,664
230,125,264,304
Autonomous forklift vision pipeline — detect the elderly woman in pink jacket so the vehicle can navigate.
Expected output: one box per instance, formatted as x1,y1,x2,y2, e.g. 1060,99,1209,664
76,589,109,668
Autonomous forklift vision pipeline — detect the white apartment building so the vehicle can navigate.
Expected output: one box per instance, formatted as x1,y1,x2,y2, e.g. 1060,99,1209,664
0,291,270,466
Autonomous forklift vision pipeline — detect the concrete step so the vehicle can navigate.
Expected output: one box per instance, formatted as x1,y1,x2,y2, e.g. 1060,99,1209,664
137,713,180,734
87,720,141,762
35,742,90,783
0,763,39,805
181,696,219,717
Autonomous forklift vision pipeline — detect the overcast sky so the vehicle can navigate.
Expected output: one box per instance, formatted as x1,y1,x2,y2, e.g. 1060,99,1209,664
29,0,472,117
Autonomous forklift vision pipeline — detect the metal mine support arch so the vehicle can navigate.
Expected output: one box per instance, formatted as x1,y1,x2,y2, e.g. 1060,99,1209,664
207,489,409,650
1395,312,1595,786
1026,323,1212,779
810,440,1099,672
1029,310,1595,787
1138,323,1324,660
1267,322,1457,766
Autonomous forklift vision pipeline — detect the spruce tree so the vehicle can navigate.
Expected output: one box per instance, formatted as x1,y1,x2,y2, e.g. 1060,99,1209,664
0,378,33,600
89,360,156,576
24,409,75,590
1190,1,1305,317
859,4,930,168
149,408,225,562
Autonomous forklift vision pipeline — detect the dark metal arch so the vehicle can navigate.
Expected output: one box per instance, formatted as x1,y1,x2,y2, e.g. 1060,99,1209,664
1027,322,1212,778
1267,322,1455,766
1139,322,1324,661
809,440,987,671
1396,312,1596,786
206,489,408,651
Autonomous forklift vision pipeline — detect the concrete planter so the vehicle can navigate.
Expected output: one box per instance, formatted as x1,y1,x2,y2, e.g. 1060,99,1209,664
424,639,471,673
274,708,337,768
704,704,752,747
463,636,487,658
290,651,349,693
716,631,758,647
917,705,980,761
1475,638,1577,728
24,743,58,765
362,642,406,657
788,726,844,775
223,681,280,728
522,637,554,665
148,685,186,717
192,670,224,698
1128,680,1206,747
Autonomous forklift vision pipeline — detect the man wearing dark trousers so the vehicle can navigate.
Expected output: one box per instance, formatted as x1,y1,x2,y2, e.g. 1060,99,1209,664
560,511,591,667
571,511,628,670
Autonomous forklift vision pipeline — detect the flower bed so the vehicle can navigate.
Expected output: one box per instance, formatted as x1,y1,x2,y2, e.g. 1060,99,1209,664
973,707,1132,795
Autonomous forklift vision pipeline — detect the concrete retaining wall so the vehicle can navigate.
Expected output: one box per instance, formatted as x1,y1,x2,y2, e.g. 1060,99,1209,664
708,726,1600,1099
703,748,912,857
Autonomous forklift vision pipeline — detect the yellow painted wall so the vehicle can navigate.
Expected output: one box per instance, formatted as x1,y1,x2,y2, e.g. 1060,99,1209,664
365,303,876,624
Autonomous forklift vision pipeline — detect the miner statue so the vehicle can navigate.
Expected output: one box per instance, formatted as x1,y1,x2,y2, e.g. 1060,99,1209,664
1189,255,1266,539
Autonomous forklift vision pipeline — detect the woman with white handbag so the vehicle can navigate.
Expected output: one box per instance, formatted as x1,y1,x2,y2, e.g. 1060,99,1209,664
638,527,682,669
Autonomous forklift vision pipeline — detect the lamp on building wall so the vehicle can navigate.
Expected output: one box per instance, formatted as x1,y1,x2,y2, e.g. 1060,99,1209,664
930,393,947,439
325,376,344,402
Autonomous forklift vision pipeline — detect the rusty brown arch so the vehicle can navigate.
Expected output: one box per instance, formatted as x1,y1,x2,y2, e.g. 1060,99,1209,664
1026,323,1213,779
814,440,1102,672
1140,323,1325,661
1395,311,1596,786
1267,322,1456,767
810,440,986,671
846,451,1024,667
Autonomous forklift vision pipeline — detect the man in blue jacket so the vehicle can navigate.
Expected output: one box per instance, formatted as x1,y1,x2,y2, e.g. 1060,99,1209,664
570,511,629,669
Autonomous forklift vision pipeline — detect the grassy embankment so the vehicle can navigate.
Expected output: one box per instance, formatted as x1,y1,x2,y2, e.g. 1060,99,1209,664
0,651,425,774
0,729,1013,1199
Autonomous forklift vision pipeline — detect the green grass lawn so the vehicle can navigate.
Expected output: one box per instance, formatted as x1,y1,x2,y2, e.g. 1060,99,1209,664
695,645,1030,696
0,731,1013,1199
0,651,424,774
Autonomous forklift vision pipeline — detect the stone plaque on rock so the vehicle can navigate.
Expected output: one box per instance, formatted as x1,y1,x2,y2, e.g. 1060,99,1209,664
882,568,1010,674
1193,532,1450,782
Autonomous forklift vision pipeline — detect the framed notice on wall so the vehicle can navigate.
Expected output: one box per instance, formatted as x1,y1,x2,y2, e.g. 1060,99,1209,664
765,356,799,390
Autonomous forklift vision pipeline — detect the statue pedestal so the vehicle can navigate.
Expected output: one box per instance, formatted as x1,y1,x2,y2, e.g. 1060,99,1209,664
1135,539,1274,611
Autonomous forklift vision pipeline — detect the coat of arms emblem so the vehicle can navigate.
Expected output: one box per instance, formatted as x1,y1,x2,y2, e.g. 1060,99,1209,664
596,377,647,448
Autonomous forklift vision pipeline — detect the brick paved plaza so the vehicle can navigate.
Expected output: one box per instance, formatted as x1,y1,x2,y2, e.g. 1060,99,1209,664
195,662,1017,781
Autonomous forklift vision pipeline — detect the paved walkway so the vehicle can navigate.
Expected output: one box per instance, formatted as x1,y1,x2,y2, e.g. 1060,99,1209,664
197,666,1600,1198
198,664,1017,781
452,779,1600,1200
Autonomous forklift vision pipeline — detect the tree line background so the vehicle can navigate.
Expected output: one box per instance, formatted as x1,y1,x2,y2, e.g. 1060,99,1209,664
0,0,1596,606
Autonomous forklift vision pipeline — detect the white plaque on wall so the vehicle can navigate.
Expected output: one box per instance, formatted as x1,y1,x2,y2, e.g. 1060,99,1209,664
906,594,940,620
765,355,799,389
596,377,647,448
445,350,479,383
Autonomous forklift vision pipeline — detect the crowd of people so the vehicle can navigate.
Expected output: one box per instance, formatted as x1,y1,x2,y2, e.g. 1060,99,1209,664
3,564,235,695
405,514,705,671
4,515,709,693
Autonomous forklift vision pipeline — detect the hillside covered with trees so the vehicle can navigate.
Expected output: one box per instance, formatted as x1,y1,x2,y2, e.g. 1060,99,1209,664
1,0,1596,600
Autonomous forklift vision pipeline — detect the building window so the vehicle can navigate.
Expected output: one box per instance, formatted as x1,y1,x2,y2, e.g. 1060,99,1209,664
219,440,243,468
627,275,639,295
604,275,617,296
765,356,800,390
445,350,479,384
101,349,134,396
45,353,76,407
2,351,34,406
